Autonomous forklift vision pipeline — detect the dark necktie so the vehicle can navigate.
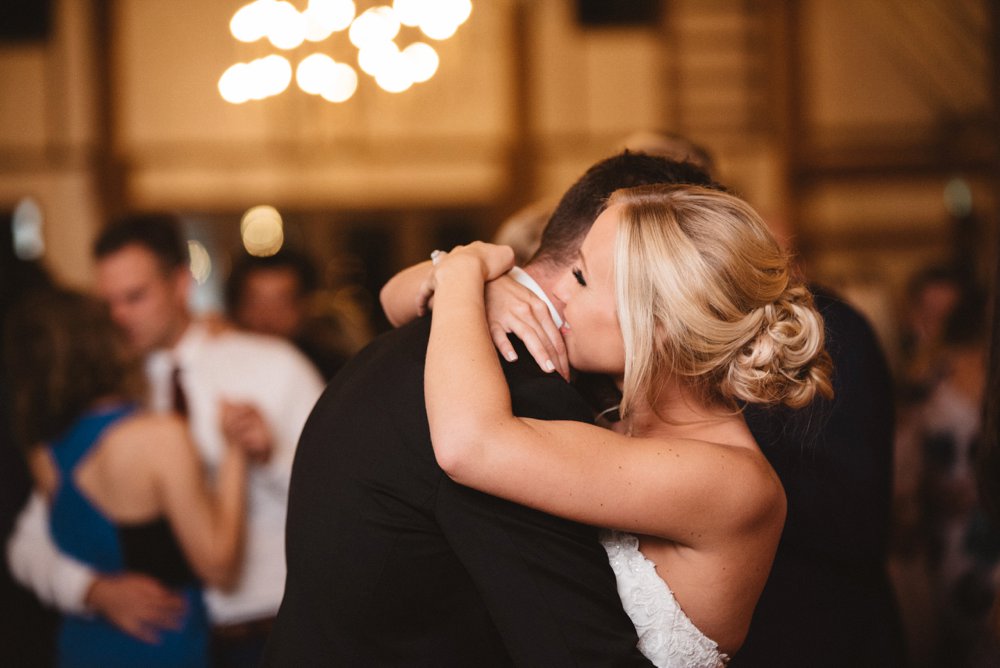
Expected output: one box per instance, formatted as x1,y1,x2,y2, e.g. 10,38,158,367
172,365,188,417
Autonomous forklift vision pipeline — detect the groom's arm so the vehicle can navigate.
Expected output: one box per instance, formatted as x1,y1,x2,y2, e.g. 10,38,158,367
436,368,652,667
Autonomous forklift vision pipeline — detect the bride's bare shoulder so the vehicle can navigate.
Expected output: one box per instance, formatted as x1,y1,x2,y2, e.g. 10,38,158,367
648,434,785,535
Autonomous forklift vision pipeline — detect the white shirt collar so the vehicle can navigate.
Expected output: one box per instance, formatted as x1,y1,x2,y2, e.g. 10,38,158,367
508,266,563,328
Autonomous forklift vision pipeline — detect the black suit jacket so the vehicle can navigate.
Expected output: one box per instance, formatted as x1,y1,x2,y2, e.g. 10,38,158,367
733,288,905,667
264,317,650,667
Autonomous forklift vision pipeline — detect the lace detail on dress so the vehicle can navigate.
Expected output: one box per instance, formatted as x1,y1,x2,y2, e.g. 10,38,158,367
601,530,729,668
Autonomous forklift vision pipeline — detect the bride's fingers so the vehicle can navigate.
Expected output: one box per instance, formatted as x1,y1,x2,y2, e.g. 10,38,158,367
489,323,519,362
501,313,561,375
529,297,569,380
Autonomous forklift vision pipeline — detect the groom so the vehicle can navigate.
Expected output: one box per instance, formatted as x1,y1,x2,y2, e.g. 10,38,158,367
263,152,715,666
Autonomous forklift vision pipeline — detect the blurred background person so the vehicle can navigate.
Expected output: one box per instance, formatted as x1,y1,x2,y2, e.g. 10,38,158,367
0,214,58,667
226,248,372,380
897,265,968,404
4,288,249,667
895,285,999,666
7,214,324,668
975,236,1000,647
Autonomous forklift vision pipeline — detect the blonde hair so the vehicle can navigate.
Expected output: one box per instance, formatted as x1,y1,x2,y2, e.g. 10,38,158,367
609,184,833,418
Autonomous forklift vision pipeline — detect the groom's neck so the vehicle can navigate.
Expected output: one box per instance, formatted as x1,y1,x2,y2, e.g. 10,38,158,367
522,261,563,304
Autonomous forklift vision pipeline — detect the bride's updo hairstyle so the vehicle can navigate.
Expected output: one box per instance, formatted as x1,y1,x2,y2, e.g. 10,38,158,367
609,184,833,418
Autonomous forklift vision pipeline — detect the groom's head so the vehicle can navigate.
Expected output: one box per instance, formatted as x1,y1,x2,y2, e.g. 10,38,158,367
526,151,720,274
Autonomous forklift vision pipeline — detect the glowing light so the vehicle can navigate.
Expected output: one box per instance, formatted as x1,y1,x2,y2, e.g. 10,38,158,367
230,0,274,43
392,0,425,27
222,0,472,103
402,42,438,82
187,240,213,285
417,0,470,40
12,197,44,260
252,55,293,98
241,206,285,257
374,57,413,93
219,62,252,104
349,6,400,48
450,0,473,26
357,40,400,76
320,63,358,102
419,15,458,41
303,0,356,41
267,1,307,50
296,53,335,94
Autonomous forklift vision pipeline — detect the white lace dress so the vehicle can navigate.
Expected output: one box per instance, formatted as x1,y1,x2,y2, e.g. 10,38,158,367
601,530,729,668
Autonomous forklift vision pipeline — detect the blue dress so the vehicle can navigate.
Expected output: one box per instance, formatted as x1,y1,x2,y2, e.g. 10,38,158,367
48,405,209,668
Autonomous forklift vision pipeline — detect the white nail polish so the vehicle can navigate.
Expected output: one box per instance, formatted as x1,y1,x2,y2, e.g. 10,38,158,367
545,360,555,372
506,351,517,361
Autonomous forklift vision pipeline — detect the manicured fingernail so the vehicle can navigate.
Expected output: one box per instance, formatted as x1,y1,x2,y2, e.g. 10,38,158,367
506,351,517,361
545,360,555,372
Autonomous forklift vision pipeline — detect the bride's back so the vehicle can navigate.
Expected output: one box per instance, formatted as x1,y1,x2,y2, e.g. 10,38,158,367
627,404,785,656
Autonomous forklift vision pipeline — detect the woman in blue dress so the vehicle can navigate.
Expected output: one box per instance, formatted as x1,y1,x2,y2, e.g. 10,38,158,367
5,289,248,668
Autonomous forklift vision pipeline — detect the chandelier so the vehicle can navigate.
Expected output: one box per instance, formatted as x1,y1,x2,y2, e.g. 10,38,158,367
219,0,473,104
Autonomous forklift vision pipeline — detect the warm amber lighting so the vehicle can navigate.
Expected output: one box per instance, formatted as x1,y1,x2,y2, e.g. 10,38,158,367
268,1,308,49
357,41,399,76
349,6,400,48
392,0,423,27
401,42,437,82
303,0,356,41
320,63,359,102
296,53,358,102
219,56,293,103
375,62,412,93
230,1,272,43
241,206,285,257
222,0,472,103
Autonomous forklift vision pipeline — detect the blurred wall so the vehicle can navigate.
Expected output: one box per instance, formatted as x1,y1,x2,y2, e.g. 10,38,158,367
0,0,995,320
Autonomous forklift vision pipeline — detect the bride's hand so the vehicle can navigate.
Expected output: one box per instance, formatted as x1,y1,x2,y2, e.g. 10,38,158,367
436,242,515,282
485,276,569,380
416,243,512,317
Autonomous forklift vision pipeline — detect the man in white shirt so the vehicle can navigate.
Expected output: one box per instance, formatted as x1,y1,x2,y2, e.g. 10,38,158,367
7,214,324,667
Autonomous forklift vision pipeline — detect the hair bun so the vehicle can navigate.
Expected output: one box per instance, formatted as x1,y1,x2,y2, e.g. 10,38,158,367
723,285,833,408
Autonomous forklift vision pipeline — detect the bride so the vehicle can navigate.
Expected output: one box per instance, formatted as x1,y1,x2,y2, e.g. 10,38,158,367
413,184,832,666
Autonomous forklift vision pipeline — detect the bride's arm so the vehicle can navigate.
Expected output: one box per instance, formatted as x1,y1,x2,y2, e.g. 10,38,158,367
379,259,435,327
426,247,783,543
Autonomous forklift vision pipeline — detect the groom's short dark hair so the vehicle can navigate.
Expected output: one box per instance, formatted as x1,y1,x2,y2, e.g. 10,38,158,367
528,151,720,269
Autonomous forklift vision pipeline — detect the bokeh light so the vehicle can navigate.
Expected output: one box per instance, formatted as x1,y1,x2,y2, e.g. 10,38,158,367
230,0,274,43
12,196,45,261
320,62,359,102
223,0,472,104
303,0,356,41
240,205,285,257
357,40,400,76
349,6,401,48
296,53,337,94
402,42,438,83
187,240,213,285
267,1,307,50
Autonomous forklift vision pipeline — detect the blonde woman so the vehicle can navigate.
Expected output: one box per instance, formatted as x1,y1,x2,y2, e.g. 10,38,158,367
418,185,832,666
